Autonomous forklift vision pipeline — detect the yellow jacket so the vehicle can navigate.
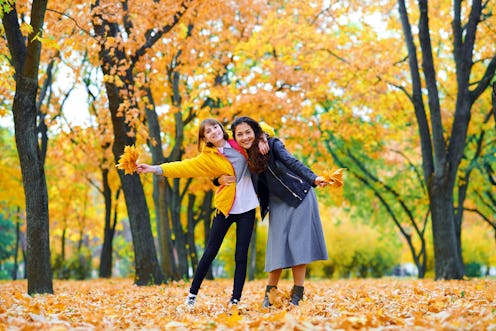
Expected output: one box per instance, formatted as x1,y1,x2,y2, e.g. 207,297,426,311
159,139,246,216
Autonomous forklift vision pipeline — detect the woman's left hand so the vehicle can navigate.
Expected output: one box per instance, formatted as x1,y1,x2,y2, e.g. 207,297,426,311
314,176,328,187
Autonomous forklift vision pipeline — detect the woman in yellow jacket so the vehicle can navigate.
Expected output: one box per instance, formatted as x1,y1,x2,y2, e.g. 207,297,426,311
137,118,261,308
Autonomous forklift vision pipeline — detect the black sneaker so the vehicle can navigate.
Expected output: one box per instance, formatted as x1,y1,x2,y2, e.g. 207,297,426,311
228,298,239,307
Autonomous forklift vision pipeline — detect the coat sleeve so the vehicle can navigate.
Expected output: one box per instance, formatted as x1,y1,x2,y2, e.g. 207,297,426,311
160,154,218,178
270,138,317,186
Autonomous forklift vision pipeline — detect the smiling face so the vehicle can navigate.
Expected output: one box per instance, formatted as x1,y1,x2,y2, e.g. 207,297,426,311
203,122,226,147
233,122,256,150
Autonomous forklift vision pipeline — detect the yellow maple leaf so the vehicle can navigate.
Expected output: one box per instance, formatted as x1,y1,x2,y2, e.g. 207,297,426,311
215,308,242,327
116,145,139,175
322,168,346,187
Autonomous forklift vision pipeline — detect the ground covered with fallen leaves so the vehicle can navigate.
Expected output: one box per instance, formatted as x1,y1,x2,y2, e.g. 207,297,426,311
0,278,495,330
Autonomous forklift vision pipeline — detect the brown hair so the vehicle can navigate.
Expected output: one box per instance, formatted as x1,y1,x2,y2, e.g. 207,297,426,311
231,116,269,173
197,118,229,151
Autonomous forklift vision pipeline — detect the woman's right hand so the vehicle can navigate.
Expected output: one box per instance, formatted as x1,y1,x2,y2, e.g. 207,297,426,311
314,176,328,187
218,174,236,185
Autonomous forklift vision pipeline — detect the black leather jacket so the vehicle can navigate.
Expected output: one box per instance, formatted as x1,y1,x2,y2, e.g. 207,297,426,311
255,138,317,219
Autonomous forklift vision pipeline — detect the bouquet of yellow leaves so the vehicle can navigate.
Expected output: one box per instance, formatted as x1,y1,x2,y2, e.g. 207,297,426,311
116,145,139,175
322,168,345,187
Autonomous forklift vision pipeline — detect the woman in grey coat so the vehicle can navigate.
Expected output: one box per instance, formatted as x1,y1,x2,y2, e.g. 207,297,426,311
227,116,329,307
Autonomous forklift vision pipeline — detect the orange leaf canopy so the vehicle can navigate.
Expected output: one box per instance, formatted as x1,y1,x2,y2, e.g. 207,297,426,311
116,145,139,175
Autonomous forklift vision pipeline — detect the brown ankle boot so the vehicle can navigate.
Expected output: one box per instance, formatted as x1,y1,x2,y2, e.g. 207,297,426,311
290,285,304,306
262,285,277,308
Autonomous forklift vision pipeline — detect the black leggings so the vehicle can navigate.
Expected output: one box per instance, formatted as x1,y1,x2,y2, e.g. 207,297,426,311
189,209,255,300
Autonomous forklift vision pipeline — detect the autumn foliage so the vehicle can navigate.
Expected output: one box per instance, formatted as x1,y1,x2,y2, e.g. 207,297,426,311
322,168,345,188
116,145,139,175
1,278,495,330
1,0,495,307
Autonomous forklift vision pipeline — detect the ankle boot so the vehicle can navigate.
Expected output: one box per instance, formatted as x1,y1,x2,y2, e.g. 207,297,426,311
290,285,304,306
262,285,277,308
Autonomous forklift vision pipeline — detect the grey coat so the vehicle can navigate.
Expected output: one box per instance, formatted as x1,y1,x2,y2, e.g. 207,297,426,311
256,138,328,272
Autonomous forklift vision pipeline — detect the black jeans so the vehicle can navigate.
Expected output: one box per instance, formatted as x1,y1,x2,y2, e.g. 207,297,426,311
189,209,255,300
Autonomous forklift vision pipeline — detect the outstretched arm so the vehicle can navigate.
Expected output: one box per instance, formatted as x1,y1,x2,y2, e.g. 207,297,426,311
138,153,222,179
136,163,163,175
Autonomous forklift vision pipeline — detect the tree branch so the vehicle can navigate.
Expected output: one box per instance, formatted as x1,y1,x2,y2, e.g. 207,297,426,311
132,0,193,64
46,8,94,38
2,6,26,75
397,0,434,179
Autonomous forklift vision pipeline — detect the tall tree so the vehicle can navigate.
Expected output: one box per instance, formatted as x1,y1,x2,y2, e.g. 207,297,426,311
397,0,496,279
141,0,273,279
2,0,53,293
90,0,194,285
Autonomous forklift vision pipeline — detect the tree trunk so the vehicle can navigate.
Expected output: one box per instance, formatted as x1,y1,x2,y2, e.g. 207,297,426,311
158,179,177,279
169,178,190,278
97,75,164,284
202,191,214,280
187,194,199,275
61,226,66,261
116,160,163,285
429,179,464,279
110,102,163,284
99,168,114,278
161,111,191,280
3,0,53,294
13,76,53,294
12,207,20,280
144,90,174,280
20,232,27,279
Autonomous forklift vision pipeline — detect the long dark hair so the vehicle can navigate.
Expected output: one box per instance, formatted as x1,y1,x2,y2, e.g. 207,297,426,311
197,118,229,151
231,116,269,174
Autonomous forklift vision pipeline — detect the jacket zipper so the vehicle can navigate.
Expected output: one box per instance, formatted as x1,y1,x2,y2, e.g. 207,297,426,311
286,172,304,184
268,165,302,201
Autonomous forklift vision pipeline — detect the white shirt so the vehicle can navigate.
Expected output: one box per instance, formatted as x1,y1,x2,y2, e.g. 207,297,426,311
219,142,259,214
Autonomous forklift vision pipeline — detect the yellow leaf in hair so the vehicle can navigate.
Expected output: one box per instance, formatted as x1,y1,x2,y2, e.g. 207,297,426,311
259,122,275,137
116,145,139,175
322,168,345,187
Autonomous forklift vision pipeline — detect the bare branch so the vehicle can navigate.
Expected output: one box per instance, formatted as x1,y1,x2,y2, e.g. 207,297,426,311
46,8,94,38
